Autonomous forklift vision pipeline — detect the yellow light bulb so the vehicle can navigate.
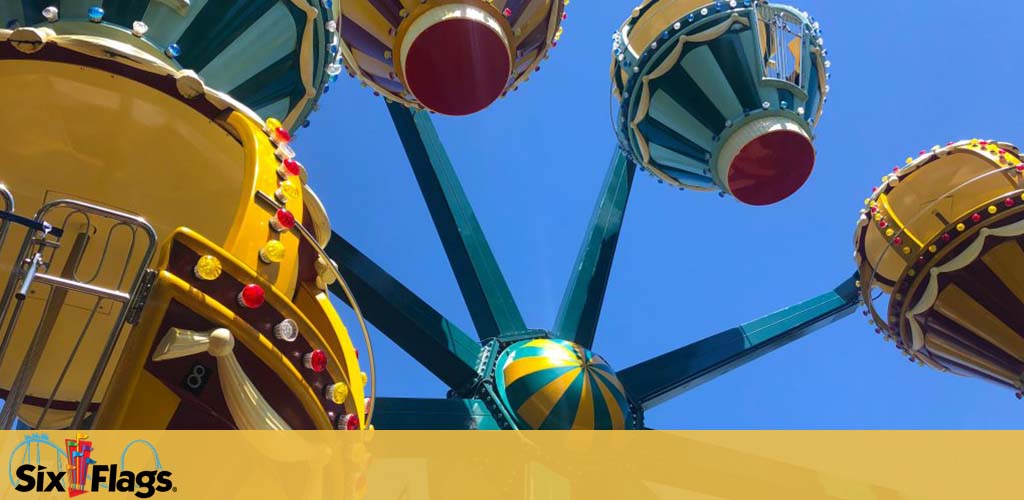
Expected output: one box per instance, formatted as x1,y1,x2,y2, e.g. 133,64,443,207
360,371,368,387
988,205,998,214
956,223,966,232
885,228,894,237
275,180,301,203
326,382,349,404
928,245,937,253
194,255,222,281
259,240,286,264
902,247,911,255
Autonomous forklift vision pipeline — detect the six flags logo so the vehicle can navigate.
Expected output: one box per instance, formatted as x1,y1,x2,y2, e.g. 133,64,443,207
11,434,174,498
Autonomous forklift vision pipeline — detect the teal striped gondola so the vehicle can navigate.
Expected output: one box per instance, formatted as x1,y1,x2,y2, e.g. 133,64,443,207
0,0,343,130
612,0,830,206
495,339,634,430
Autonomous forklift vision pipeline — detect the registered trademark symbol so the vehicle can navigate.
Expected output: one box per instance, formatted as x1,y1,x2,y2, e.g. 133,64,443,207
172,487,178,492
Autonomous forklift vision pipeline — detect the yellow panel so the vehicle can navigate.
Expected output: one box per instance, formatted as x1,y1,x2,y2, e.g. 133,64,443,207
863,151,1017,285
0,58,244,415
351,47,396,80
571,374,594,430
516,368,580,429
117,371,181,429
888,152,1015,243
512,0,554,37
220,112,302,299
981,241,1024,306
627,1,709,55
933,285,1024,363
504,356,578,386
293,282,366,423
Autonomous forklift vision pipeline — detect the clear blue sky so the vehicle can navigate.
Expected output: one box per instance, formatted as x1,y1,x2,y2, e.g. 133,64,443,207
295,1,1024,429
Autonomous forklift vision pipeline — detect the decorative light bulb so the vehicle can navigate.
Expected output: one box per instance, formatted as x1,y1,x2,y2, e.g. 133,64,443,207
87,6,104,22
42,6,59,22
337,413,359,430
132,21,148,36
194,255,223,281
325,382,349,404
278,158,302,178
304,349,327,372
259,240,286,264
269,208,296,232
273,319,299,342
165,43,181,58
271,127,291,144
238,284,266,309
275,180,301,204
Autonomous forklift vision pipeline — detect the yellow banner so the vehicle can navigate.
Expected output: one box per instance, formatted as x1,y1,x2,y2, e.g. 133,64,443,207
0,431,1016,499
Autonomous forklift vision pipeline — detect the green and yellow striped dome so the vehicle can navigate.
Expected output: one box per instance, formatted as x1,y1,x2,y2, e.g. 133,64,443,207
495,339,633,430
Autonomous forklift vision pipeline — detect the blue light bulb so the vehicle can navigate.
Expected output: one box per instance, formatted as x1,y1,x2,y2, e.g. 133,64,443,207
165,43,181,58
87,6,103,22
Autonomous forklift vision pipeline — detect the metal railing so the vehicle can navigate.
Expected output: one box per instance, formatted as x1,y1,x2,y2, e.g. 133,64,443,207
758,5,805,86
0,198,156,429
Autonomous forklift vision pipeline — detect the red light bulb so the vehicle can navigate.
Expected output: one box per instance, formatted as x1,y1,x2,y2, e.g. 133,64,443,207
304,349,327,372
971,213,982,223
238,284,265,309
278,158,302,178
272,127,291,144
270,208,296,232
337,413,360,430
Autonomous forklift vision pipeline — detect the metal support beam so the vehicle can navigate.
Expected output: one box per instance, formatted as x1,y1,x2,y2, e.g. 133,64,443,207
372,397,501,430
327,232,482,392
553,149,635,348
619,275,861,409
387,102,526,341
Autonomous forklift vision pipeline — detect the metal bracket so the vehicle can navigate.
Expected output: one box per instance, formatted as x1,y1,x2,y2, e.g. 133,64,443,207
0,210,63,237
126,270,158,325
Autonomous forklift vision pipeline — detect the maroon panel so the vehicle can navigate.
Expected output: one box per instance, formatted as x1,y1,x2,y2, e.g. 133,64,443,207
727,130,815,206
0,390,100,412
164,242,350,426
947,259,1024,335
922,313,1024,376
147,300,318,430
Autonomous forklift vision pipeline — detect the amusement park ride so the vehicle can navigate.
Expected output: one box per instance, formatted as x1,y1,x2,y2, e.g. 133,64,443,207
0,0,1020,433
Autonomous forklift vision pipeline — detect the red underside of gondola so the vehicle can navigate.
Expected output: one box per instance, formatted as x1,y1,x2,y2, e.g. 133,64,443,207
404,19,510,116
727,130,815,206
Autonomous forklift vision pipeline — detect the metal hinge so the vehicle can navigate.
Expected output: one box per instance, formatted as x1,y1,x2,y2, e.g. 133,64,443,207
125,269,157,325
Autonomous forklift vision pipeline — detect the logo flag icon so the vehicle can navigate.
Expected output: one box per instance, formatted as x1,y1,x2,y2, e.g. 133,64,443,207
64,434,93,497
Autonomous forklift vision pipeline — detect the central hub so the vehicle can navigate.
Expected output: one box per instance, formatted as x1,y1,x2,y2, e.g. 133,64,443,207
494,339,633,430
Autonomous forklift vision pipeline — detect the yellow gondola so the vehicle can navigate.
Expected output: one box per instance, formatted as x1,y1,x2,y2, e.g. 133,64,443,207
0,27,370,430
855,140,1024,394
